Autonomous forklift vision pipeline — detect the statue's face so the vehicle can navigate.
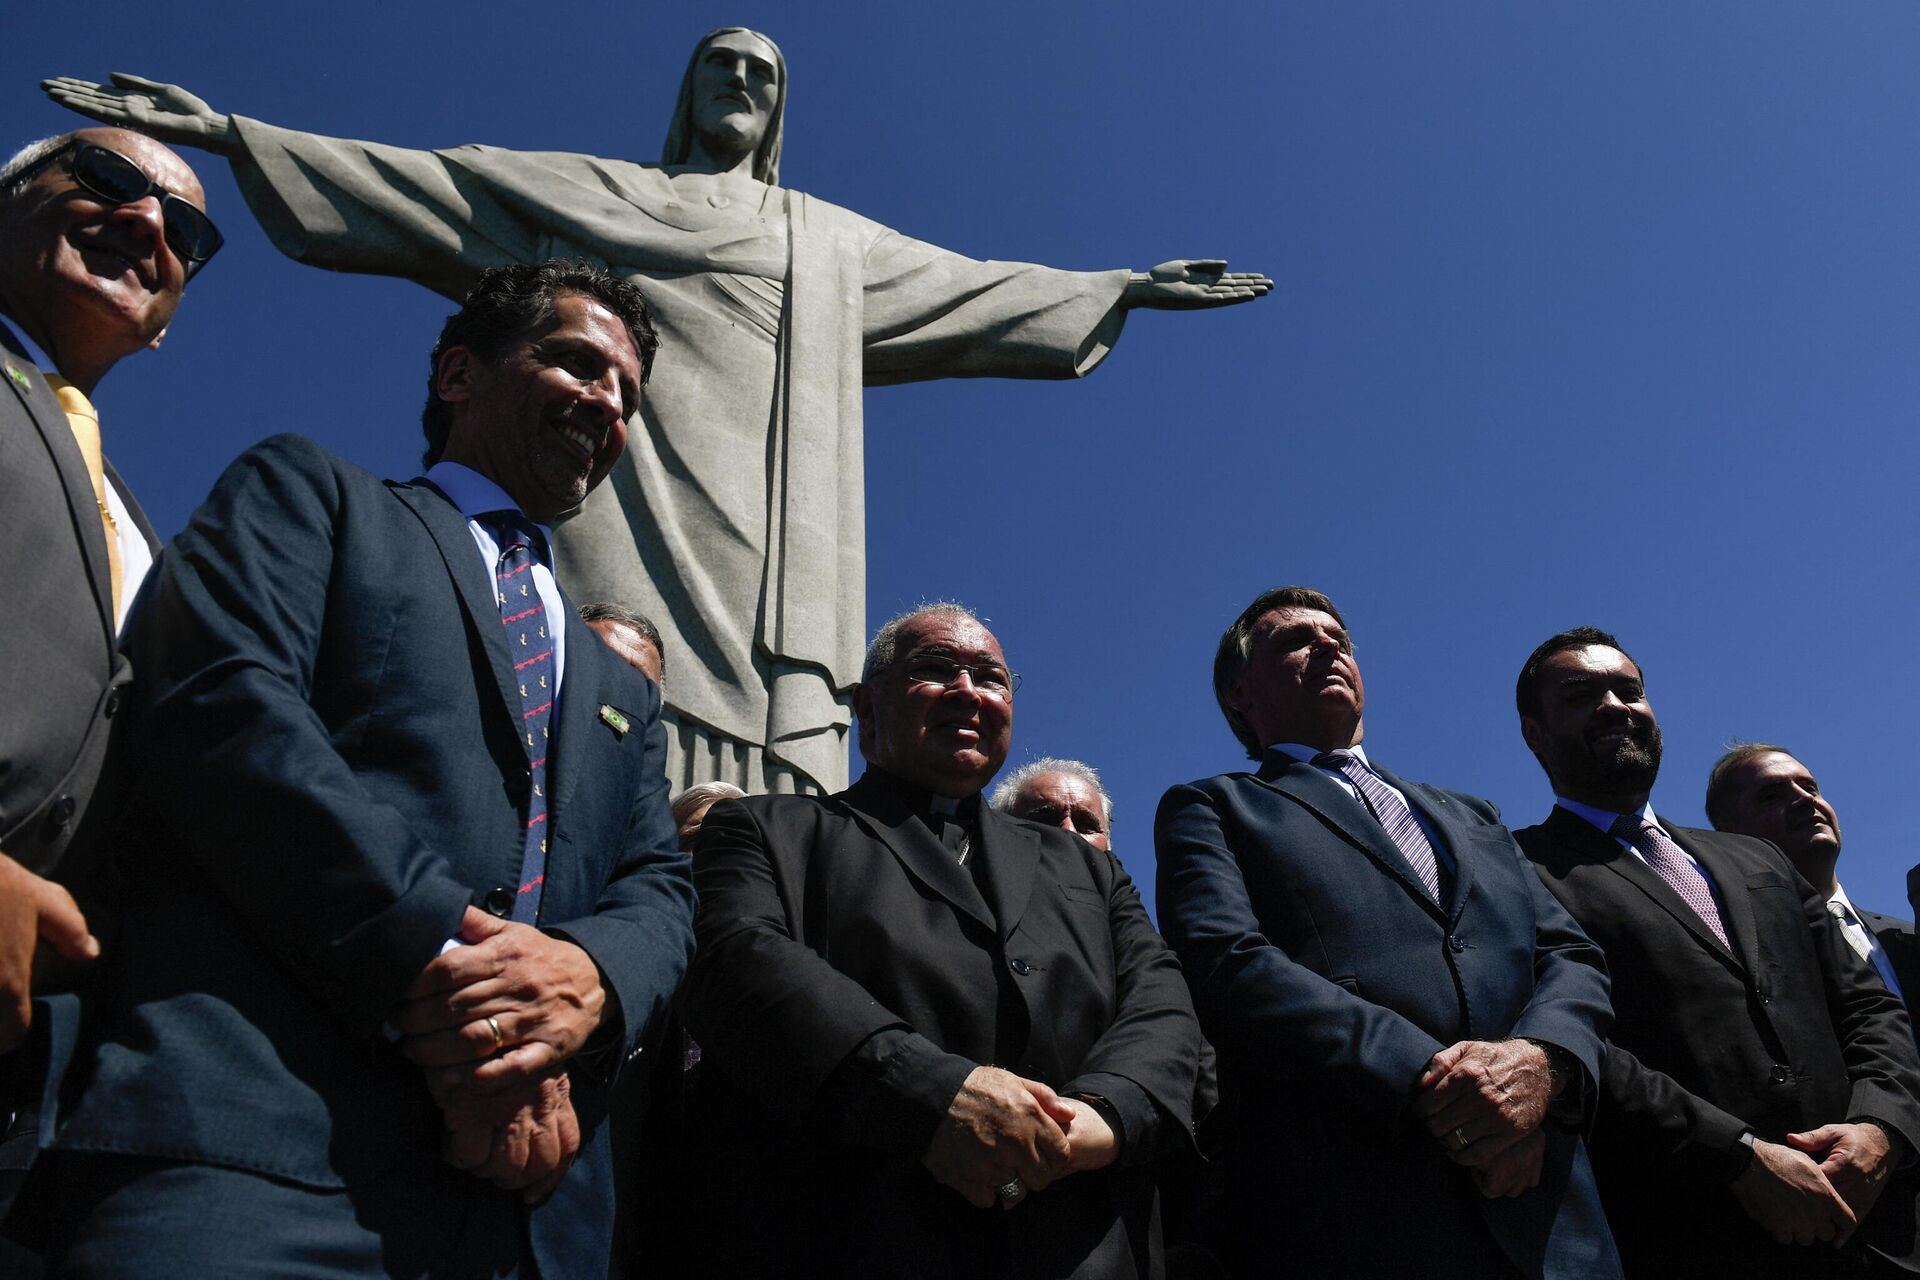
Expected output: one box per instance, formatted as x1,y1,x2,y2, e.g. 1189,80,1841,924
690,31,780,160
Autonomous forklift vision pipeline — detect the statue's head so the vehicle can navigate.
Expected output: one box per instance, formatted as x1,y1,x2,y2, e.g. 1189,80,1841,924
662,27,786,184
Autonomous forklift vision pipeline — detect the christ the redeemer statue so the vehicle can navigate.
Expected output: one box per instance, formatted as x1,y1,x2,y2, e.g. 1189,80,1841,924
48,28,1270,796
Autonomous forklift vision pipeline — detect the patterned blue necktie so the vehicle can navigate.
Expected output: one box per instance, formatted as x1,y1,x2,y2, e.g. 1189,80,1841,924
482,511,552,924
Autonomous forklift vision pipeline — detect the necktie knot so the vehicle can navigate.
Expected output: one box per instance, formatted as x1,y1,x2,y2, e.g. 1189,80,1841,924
477,509,547,562
1608,813,1654,844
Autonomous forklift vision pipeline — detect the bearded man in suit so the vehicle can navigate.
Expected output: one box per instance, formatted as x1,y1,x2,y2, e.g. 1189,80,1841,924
30,259,694,1279
1515,627,1920,1278
681,603,1202,1279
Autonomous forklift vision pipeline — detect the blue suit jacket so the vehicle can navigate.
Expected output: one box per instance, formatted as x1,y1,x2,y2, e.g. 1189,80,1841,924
1155,752,1620,1279
46,434,694,1278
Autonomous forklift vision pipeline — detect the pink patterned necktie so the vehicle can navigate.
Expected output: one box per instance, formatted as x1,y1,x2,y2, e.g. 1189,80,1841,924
1315,752,1443,902
1609,814,1730,949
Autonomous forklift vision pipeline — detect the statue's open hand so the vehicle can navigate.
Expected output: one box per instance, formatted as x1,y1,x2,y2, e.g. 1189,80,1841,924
41,74,232,153
1123,259,1273,310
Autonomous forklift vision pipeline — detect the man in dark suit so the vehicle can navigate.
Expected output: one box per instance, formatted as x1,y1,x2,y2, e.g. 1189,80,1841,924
31,260,695,1278
1514,627,1920,1278
681,603,1202,1279
1708,742,1920,1272
0,127,213,1249
1154,586,1619,1279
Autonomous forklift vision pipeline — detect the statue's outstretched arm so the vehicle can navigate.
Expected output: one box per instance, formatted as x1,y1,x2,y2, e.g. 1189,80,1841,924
1122,259,1273,311
42,73,238,157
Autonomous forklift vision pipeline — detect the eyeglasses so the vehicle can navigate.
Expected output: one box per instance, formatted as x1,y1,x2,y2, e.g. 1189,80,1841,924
895,653,1021,701
13,141,223,278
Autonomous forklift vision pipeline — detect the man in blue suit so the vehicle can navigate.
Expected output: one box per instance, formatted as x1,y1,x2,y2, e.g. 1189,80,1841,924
1154,586,1620,1279
31,260,695,1278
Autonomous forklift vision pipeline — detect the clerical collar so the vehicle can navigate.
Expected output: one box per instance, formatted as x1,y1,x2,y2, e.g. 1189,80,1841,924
859,764,979,821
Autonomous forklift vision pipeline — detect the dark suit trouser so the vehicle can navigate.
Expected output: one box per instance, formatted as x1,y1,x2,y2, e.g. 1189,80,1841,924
36,1150,528,1279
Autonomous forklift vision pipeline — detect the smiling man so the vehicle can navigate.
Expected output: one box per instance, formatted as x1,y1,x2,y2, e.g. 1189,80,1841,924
30,260,694,1279
681,603,1202,1279
1154,586,1619,1279
0,126,216,1252
1514,628,1920,1279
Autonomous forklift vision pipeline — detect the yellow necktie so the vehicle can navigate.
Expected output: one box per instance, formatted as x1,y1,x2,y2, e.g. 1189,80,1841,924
44,373,124,619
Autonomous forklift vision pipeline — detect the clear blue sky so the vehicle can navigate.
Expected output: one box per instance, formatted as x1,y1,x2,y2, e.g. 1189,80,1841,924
7,2,1918,921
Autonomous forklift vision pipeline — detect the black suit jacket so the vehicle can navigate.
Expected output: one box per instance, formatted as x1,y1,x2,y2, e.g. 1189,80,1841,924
44,435,695,1279
681,768,1203,1280
1519,807,1920,1278
1155,754,1619,1279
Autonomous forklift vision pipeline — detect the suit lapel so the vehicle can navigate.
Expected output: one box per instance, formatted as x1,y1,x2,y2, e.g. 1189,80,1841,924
1257,756,1444,919
1384,771,1476,922
546,605,600,829
976,803,1039,940
1664,825,1762,975
0,322,115,637
390,480,522,729
841,774,994,932
1547,807,1745,972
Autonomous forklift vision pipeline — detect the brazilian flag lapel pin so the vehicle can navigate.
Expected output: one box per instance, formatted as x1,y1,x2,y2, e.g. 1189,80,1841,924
599,703,630,736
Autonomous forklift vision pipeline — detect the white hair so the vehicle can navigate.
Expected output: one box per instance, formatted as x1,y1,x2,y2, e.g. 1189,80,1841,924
989,757,1114,827
672,780,746,826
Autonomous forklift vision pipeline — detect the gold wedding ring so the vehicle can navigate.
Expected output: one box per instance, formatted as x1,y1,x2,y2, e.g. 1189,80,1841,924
1448,1127,1470,1151
485,1015,505,1051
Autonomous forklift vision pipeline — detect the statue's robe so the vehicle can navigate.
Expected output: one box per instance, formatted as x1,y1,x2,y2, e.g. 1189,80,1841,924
227,118,1131,792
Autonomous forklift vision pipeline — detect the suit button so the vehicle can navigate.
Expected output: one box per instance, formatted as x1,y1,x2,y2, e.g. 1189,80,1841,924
1009,958,1032,976
103,688,122,718
1769,1064,1791,1083
1447,936,1466,953
47,796,76,832
483,886,516,917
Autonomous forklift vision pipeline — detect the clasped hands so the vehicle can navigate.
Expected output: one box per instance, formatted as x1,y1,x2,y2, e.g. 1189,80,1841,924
390,906,606,1203
1413,1039,1559,1200
921,1066,1118,1210
1730,1122,1899,1248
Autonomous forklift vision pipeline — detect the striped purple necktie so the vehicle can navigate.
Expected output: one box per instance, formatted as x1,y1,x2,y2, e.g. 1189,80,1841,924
483,512,552,924
1608,814,1729,949
1315,752,1443,902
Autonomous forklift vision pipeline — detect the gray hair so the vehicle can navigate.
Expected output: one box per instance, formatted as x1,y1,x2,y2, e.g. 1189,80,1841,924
861,601,984,681
578,601,666,679
990,757,1114,827
0,134,73,202
672,781,746,827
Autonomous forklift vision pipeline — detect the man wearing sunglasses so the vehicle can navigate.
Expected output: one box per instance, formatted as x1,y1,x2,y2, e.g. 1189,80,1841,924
679,603,1202,1279
0,126,216,1252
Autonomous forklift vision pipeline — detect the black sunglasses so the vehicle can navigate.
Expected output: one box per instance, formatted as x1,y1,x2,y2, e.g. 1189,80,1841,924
12,140,223,277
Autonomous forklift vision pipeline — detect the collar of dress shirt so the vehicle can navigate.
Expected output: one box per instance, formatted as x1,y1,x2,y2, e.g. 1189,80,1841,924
423,460,554,557
0,312,55,374
1554,795,1662,840
1269,742,1375,769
